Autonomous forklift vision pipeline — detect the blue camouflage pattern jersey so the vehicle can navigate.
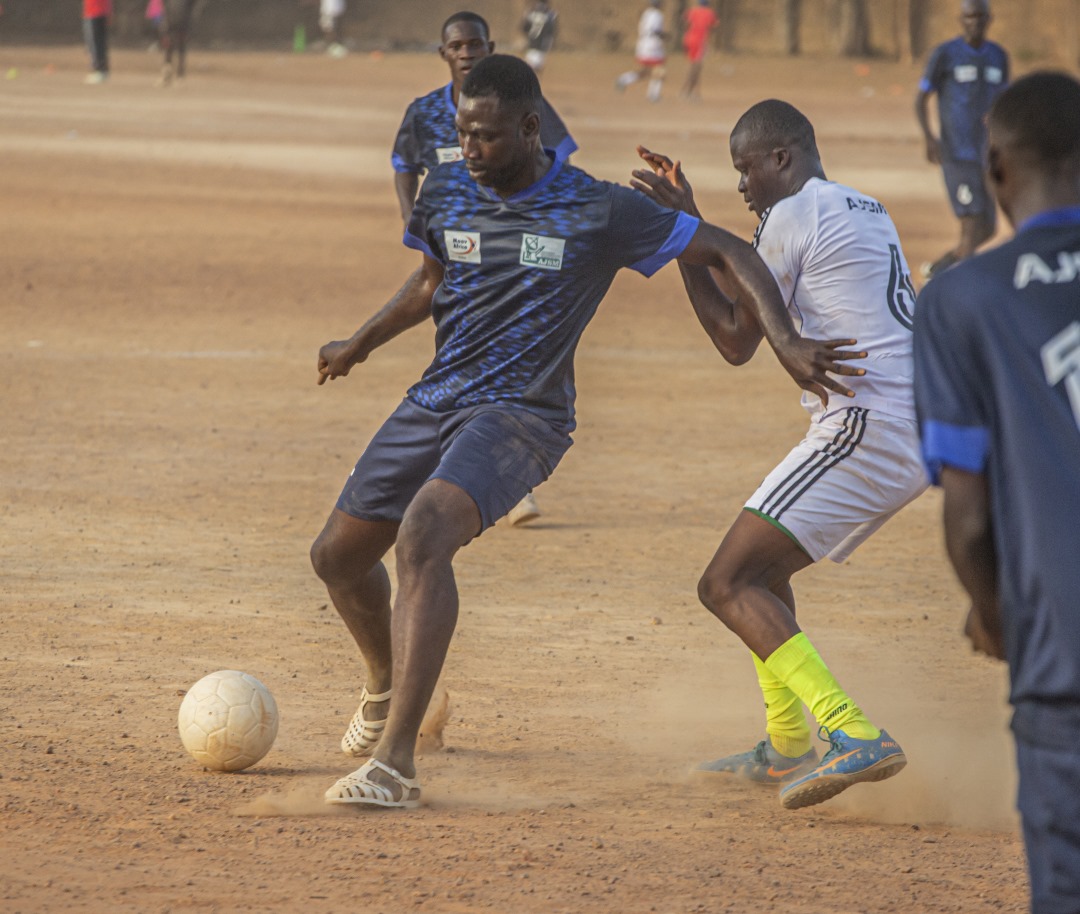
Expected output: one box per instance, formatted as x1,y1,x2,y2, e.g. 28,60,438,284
392,83,578,175
919,37,1009,163
403,155,699,431
914,207,1080,742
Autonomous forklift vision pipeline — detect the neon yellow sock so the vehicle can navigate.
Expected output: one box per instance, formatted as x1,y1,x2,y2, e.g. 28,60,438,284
763,632,879,740
751,652,811,757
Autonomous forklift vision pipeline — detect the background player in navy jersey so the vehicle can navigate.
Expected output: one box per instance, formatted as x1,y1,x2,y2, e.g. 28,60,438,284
633,100,924,810
312,55,866,808
914,71,1080,914
392,11,576,227
915,0,1008,280
393,10,578,527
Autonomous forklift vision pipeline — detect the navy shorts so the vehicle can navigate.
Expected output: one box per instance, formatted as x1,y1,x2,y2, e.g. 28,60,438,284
1015,737,1080,913
336,398,572,532
941,160,995,219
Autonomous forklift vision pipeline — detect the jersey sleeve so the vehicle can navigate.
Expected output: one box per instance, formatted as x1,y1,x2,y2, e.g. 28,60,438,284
538,96,578,163
402,178,441,262
609,186,699,277
751,199,809,306
391,101,425,175
913,276,991,485
918,43,946,94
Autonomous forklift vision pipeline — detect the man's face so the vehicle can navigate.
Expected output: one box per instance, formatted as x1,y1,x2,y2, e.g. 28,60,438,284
440,21,494,85
456,94,538,193
960,1,990,46
729,129,787,218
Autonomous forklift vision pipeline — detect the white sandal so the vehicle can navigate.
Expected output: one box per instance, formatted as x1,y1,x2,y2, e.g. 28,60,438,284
324,758,421,808
340,687,391,757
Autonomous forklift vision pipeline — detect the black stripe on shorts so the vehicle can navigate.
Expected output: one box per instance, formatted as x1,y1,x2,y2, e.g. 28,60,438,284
758,407,868,521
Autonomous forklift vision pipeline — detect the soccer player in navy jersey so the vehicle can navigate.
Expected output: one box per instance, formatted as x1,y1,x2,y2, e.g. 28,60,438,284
914,71,1080,914
311,54,866,808
915,0,1009,280
391,11,577,226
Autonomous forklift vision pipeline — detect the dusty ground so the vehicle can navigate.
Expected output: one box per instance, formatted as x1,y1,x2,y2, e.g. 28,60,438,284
1,44,1028,913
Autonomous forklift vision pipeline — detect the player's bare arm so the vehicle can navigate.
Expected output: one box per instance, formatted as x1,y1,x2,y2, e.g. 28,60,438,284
914,90,942,165
394,171,420,225
631,148,866,404
317,257,443,385
633,146,763,364
940,465,1004,660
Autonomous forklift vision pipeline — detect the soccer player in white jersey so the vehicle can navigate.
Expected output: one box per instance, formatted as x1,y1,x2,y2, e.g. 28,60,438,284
633,99,927,809
615,0,668,103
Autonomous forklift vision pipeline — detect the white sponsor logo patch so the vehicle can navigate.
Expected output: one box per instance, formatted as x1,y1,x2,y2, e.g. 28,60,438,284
436,146,463,164
519,233,566,270
954,64,978,83
986,66,1003,84
445,230,481,264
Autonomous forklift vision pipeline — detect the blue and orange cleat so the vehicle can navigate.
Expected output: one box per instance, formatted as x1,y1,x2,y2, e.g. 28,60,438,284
694,736,819,785
779,726,906,810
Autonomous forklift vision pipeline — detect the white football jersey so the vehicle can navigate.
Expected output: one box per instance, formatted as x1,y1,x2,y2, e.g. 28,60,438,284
753,177,917,420
635,8,666,61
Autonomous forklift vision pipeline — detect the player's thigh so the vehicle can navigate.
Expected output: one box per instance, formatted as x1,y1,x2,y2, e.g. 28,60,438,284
432,405,571,532
746,409,928,564
1015,738,1080,912
335,398,443,525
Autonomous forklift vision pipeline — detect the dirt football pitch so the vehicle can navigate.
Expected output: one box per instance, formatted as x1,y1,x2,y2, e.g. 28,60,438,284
2,43,1030,913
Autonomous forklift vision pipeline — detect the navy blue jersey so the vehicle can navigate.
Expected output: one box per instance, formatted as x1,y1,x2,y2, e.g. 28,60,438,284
392,83,578,175
402,156,699,431
914,208,1080,734
919,37,1008,162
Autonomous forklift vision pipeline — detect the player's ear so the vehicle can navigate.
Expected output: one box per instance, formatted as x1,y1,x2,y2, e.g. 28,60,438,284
985,145,1004,186
521,110,541,141
773,147,791,171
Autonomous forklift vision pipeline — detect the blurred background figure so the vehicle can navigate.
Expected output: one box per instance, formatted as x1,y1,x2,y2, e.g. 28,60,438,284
82,0,111,84
680,0,719,100
157,0,199,87
144,0,164,52
320,0,348,57
615,0,668,103
520,0,558,74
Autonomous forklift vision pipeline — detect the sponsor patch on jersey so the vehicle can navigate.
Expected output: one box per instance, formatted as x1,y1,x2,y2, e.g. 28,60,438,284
520,233,566,270
445,230,481,264
436,146,464,164
954,64,978,82
986,66,1004,84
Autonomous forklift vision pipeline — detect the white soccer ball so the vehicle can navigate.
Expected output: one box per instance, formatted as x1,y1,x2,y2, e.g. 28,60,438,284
177,670,279,771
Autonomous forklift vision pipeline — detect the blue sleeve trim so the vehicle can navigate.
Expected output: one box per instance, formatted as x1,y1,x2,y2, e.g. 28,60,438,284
630,212,700,277
918,77,932,93
553,134,578,162
392,152,423,175
403,230,436,260
920,419,990,485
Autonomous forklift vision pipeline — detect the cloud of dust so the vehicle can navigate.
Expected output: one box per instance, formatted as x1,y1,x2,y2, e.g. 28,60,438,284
234,785,349,817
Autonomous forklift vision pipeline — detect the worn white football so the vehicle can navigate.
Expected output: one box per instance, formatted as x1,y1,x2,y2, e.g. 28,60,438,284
177,670,279,771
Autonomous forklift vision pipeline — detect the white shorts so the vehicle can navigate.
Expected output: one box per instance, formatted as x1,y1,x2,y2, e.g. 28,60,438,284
744,407,928,564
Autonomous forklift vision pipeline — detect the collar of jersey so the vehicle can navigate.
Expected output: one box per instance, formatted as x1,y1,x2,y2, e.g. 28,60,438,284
443,82,456,111
477,150,564,204
1018,206,1080,234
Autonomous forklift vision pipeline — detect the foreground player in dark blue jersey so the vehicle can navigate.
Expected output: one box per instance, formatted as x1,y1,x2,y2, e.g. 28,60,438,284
915,71,1080,913
312,54,865,808
915,0,1008,279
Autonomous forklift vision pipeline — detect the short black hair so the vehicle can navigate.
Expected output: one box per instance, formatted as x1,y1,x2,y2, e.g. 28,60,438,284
442,11,490,41
461,54,541,111
732,99,818,155
989,71,1080,167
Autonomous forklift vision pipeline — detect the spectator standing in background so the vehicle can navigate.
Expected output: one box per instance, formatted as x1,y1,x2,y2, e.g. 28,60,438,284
157,0,199,87
83,0,111,85
520,0,558,74
320,0,348,57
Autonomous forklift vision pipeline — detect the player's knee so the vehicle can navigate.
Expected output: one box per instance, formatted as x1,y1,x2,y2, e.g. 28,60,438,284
395,501,457,572
697,568,738,621
310,529,347,585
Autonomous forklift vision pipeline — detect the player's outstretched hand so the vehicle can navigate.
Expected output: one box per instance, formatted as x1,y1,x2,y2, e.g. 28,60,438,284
631,145,701,217
775,337,867,407
317,339,359,385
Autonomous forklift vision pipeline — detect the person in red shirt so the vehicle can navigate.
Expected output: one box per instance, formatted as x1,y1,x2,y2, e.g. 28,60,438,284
681,0,719,100
83,0,112,84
